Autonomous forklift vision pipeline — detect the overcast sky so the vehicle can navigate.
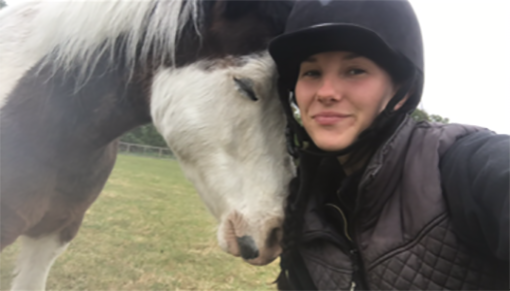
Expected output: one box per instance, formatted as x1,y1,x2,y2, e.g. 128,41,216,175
5,0,510,134
409,0,510,134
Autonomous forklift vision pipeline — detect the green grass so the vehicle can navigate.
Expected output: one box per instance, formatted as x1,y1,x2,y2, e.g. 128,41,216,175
0,155,280,290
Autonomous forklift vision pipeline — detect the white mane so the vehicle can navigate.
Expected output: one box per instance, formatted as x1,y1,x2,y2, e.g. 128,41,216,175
0,0,202,74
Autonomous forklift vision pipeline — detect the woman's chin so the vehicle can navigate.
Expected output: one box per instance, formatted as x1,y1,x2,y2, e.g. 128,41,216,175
306,126,358,153
314,138,353,152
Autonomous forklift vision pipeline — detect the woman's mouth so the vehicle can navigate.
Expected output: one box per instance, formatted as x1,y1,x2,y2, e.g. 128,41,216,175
313,112,350,126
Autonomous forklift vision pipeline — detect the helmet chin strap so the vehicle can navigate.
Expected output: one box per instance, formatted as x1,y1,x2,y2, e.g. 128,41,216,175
285,68,417,158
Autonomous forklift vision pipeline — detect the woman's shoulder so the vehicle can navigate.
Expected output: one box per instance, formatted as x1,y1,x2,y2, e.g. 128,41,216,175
441,129,509,174
439,128,509,261
386,118,474,156
406,119,507,154
412,119,487,135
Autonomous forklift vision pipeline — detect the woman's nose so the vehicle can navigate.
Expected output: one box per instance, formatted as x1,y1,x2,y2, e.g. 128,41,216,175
316,75,341,103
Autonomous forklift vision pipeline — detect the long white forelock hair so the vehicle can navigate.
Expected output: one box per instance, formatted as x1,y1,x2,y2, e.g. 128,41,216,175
0,0,202,78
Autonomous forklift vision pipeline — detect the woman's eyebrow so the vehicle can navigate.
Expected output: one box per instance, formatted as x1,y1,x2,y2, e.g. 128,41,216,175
343,53,362,60
302,56,317,63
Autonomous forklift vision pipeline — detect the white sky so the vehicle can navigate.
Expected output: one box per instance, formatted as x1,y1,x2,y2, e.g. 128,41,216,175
5,0,510,134
409,0,510,134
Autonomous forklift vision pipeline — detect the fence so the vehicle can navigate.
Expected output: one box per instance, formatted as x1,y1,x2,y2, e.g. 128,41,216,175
118,142,174,159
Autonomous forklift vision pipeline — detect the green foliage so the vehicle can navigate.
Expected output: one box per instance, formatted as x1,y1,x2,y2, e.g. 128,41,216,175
411,108,449,124
429,114,450,124
120,124,168,147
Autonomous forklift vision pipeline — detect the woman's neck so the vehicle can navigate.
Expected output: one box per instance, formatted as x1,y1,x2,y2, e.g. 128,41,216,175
337,154,370,176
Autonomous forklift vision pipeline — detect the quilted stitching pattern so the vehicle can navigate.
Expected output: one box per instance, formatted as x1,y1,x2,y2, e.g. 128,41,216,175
301,241,352,290
368,218,509,290
306,258,352,291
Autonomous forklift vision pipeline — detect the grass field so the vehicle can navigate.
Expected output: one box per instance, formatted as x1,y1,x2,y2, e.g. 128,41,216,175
0,155,280,290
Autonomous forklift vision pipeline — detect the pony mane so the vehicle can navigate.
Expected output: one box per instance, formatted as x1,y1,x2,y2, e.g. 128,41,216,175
7,0,202,75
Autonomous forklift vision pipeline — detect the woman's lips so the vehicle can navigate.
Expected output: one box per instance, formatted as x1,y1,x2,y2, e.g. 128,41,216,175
313,112,350,126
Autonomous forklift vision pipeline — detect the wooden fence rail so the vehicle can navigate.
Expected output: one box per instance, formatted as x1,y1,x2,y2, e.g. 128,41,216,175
118,142,174,159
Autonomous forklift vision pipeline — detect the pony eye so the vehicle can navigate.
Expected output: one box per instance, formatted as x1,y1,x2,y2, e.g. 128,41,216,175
233,77,258,101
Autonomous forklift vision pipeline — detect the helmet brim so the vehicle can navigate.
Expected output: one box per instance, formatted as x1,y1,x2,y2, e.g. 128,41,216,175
269,23,412,88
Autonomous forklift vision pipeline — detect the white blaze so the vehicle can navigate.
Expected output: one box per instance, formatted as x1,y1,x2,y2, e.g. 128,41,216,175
151,52,295,260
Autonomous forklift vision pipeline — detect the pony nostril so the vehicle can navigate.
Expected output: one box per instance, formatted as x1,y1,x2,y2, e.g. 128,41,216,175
266,227,282,248
236,235,259,260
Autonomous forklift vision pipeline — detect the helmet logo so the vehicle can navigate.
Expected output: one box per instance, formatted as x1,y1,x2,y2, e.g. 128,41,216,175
318,0,332,6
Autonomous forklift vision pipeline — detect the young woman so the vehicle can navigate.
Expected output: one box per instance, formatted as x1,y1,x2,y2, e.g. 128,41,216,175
268,0,509,290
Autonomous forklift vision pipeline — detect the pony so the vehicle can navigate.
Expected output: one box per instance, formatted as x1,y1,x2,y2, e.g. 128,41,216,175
0,0,295,289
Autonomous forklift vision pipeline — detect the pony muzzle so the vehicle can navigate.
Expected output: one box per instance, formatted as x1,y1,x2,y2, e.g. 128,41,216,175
236,235,259,260
223,211,283,265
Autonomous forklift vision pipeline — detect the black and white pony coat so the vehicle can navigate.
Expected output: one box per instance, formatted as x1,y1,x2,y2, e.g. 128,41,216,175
0,0,295,289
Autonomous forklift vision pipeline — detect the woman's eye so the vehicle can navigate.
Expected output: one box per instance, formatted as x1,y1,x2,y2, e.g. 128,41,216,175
347,68,366,76
302,70,321,78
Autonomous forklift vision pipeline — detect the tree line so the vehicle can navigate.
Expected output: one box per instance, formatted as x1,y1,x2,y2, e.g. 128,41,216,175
411,108,450,124
120,124,168,148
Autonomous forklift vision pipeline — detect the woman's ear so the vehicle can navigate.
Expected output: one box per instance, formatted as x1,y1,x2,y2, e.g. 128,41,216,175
393,93,410,111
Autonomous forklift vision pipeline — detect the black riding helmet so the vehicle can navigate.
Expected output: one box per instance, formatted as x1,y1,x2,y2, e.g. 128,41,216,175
269,0,424,158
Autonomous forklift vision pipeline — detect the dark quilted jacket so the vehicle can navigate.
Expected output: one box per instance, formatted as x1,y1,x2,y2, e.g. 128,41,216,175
287,116,509,290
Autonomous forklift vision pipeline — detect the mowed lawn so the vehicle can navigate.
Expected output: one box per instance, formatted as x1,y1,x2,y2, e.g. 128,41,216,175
0,155,280,290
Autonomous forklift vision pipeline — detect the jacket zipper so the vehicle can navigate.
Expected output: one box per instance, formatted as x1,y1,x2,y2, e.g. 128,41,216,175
325,203,352,241
324,203,368,291
300,230,367,291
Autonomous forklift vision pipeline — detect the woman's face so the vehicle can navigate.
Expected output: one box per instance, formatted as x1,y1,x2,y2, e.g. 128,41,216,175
295,51,399,151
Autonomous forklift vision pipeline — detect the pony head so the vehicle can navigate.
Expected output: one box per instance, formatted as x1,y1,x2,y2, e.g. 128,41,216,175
149,0,296,265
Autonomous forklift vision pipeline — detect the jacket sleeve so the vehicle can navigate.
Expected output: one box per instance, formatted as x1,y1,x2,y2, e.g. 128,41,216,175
440,130,509,261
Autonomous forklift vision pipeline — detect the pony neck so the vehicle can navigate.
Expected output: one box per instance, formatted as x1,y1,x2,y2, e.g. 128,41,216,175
1,58,152,161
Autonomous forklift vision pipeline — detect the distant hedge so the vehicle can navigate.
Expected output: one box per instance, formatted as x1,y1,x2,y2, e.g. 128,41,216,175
411,108,449,124
120,124,167,147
